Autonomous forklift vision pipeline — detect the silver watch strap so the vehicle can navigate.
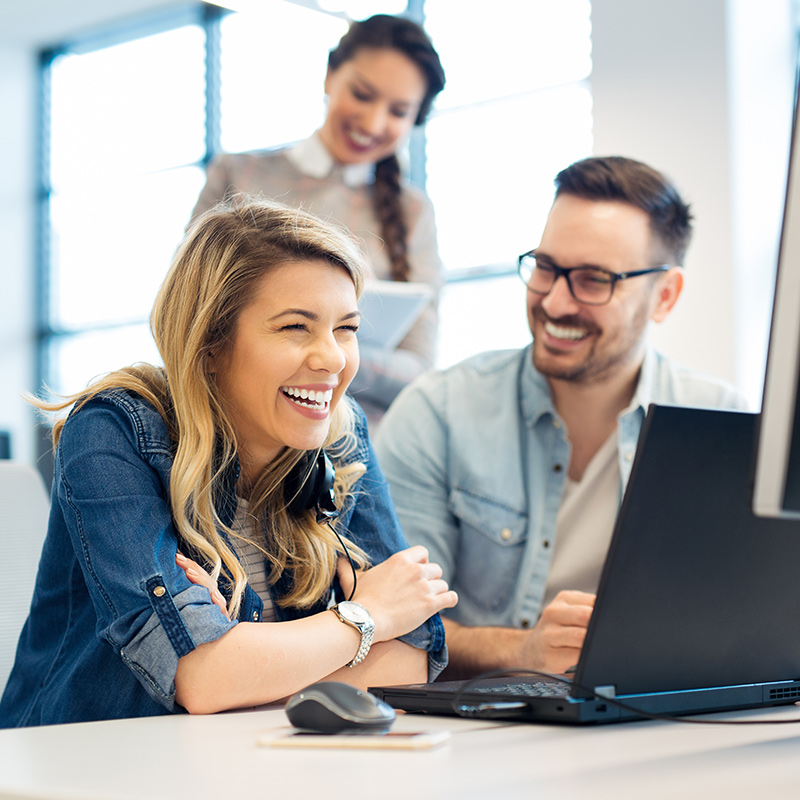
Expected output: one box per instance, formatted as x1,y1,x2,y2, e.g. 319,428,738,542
347,626,374,668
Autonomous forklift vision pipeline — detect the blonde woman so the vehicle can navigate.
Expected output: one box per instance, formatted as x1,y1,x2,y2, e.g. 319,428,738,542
0,198,456,728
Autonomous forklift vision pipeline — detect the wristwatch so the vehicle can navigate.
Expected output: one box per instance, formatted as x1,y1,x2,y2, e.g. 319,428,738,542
331,601,375,668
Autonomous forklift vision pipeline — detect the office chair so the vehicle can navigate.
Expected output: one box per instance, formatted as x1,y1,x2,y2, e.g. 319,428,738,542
0,463,49,694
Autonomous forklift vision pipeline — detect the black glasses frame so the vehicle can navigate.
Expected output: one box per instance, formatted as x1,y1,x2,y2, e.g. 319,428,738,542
517,250,672,306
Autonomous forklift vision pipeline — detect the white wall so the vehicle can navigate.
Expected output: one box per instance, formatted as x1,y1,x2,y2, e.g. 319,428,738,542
592,0,796,409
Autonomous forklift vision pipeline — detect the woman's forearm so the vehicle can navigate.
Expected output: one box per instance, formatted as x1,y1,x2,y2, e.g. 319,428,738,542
174,614,425,714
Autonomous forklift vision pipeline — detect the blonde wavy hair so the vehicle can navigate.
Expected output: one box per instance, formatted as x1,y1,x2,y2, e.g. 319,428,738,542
38,197,371,618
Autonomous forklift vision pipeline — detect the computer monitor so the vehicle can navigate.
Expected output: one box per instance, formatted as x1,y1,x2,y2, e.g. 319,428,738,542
753,59,800,520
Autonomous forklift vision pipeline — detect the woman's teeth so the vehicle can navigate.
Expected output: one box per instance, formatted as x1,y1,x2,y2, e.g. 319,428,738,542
281,387,333,408
544,320,590,341
348,130,373,147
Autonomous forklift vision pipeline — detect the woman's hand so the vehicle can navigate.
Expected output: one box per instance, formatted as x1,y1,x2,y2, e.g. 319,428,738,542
176,552,231,621
338,545,458,643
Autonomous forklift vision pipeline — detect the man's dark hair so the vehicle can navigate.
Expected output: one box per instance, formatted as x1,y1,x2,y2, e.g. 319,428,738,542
554,156,693,265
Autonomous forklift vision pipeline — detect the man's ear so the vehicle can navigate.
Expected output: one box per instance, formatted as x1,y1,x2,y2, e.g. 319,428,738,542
650,267,684,323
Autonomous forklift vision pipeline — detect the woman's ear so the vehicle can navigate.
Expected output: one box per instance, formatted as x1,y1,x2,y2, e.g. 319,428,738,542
650,267,684,323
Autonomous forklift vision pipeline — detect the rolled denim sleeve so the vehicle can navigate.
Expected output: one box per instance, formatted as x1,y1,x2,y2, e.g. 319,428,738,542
57,397,237,709
121,585,234,709
339,401,448,680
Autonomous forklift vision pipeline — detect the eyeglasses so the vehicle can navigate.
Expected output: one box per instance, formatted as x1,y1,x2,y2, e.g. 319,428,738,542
517,250,672,306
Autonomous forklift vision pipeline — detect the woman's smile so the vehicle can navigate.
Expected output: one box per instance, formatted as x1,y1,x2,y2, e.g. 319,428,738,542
280,384,337,417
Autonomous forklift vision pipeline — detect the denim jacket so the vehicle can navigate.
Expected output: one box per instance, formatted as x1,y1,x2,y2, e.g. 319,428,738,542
374,345,748,630
0,390,446,728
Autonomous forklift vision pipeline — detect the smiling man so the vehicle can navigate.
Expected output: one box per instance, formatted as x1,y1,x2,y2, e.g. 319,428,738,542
374,156,748,679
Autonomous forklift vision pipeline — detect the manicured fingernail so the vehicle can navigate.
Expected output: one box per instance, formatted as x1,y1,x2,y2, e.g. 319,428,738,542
176,553,186,562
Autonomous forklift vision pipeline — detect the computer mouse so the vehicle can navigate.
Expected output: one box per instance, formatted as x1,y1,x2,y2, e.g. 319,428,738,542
285,681,396,733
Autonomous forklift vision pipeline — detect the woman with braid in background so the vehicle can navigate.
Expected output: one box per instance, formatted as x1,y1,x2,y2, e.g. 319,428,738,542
191,14,446,426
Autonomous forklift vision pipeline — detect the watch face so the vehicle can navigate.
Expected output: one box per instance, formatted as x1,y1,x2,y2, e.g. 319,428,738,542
340,602,371,624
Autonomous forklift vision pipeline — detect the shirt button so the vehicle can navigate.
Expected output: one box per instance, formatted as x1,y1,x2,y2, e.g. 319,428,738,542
252,611,259,621
152,586,165,598
543,540,551,548
521,618,531,629
500,528,512,541
625,452,633,462
553,463,563,473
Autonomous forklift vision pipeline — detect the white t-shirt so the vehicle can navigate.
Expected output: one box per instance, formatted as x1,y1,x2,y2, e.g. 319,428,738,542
541,431,620,609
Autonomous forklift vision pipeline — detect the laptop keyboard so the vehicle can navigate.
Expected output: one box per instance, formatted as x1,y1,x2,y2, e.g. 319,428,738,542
469,680,570,698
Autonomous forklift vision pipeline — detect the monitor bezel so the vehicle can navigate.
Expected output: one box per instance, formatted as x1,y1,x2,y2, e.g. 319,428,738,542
753,51,800,520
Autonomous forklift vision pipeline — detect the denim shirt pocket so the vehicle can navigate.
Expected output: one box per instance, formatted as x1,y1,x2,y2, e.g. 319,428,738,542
448,488,528,613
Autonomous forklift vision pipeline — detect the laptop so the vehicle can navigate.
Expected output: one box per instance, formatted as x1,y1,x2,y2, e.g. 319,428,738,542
370,405,800,724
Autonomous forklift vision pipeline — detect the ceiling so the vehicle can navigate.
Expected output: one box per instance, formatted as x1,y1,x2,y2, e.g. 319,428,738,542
0,0,344,48
0,0,201,48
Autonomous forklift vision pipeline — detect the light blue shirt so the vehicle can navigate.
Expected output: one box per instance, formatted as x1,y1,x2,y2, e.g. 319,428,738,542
374,345,748,629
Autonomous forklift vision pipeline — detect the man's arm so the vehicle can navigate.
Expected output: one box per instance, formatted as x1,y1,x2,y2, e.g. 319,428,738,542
374,375,460,582
441,591,596,680
376,372,596,680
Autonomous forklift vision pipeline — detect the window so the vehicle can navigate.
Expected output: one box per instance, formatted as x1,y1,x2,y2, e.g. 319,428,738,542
219,5,347,153
423,0,592,365
41,12,209,396
38,0,592,397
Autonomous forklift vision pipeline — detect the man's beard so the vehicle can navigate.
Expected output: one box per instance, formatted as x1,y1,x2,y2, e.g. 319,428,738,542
530,304,649,386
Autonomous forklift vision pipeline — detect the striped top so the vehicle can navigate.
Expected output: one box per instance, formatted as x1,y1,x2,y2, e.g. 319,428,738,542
229,496,277,623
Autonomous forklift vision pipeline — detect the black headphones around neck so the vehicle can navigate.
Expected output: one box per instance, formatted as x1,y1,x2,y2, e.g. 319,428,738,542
285,449,358,601
286,450,339,524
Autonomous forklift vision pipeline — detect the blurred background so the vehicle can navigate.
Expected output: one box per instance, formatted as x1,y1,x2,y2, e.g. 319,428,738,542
1,0,797,477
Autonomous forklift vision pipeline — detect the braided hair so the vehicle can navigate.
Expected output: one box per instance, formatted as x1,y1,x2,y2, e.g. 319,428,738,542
328,14,445,282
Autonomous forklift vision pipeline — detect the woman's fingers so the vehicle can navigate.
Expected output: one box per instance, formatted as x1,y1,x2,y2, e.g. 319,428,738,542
349,547,458,641
176,551,230,621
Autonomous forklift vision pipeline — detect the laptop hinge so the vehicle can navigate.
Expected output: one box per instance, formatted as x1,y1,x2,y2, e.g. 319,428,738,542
593,685,616,699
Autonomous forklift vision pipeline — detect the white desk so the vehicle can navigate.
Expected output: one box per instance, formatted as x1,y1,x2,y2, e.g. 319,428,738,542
1,704,799,800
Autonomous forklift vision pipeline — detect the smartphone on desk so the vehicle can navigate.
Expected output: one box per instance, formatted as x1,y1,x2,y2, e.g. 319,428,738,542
263,730,451,751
